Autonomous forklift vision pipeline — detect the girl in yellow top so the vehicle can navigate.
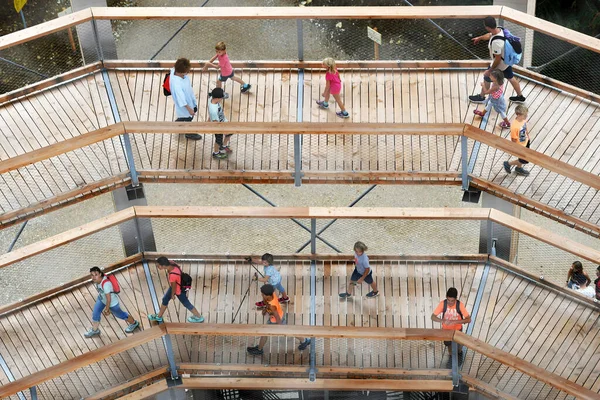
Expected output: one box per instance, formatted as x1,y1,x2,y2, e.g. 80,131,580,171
503,104,531,176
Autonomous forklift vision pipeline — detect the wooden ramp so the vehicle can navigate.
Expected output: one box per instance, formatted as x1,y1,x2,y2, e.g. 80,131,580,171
0,258,598,399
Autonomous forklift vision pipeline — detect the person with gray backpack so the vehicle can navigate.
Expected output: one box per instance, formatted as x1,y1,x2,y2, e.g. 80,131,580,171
148,257,204,323
469,16,526,104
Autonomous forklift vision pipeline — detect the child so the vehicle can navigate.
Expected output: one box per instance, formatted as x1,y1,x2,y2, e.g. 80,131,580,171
247,284,311,356
84,267,139,338
315,58,349,119
473,69,510,129
339,241,378,298
566,261,591,289
207,88,233,159
148,257,205,323
202,41,251,98
503,104,531,176
254,253,290,307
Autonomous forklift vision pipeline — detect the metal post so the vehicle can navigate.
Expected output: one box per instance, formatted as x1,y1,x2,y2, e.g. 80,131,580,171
19,11,27,29
294,66,305,187
7,221,27,252
308,218,317,381
486,220,494,255
296,19,304,61
451,341,460,388
461,135,469,191
90,19,105,62
29,386,37,400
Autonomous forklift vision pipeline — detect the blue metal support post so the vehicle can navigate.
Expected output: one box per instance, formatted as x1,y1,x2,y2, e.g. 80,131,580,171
294,21,304,187
29,386,37,400
451,341,460,388
461,135,470,191
308,218,317,381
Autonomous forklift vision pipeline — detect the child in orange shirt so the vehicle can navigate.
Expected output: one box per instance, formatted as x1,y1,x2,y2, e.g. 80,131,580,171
247,284,310,356
503,105,531,176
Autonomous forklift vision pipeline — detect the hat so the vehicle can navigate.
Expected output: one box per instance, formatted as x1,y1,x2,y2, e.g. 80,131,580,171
210,88,224,98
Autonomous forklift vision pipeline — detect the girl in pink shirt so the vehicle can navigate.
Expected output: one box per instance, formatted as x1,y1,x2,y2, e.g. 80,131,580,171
203,41,251,99
316,58,349,118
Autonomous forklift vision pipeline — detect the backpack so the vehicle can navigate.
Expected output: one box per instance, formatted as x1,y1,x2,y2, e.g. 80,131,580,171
101,274,121,294
491,27,522,66
169,264,193,292
162,73,171,96
442,299,463,320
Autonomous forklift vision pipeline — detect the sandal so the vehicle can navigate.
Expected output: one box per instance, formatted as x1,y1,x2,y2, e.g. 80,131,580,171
473,110,486,117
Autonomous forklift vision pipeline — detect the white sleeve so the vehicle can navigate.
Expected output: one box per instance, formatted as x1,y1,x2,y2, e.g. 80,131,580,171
491,39,504,56
103,281,114,293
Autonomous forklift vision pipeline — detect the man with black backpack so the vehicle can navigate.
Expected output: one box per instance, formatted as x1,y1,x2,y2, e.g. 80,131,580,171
148,257,205,323
431,287,471,357
469,16,526,104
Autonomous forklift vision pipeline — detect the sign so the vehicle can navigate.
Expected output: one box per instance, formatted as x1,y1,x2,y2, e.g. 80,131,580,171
367,26,382,45
14,0,27,13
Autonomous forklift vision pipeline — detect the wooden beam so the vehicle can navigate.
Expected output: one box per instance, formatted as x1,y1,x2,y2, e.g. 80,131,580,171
0,207,136,269
123,121,466,135
489,255,599,309
0,124,125,174
0,63,103,105
469,176,600,237
0,325,166,398
91,6,502,20
0,9,93,50
464,125,600,191
117,379,169,400
501,7,600,54
85,367,168,400
178,377,454,391
0,253,143,317
488,209,600,264
461,374,520,400
454,331,600,400
165,323,455,341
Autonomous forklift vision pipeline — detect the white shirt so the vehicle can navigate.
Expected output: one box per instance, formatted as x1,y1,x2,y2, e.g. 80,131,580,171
488,30,508,71
169,68,198,118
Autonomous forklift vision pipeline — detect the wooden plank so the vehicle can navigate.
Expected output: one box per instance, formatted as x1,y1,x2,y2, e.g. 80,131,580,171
462,373,520,400
85,367,168,400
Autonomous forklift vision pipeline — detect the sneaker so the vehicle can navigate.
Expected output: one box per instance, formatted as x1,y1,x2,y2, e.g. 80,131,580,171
187,315,205,323
509,95,526,103
185,134,202,140
221,145,233,153
499,121,511,129
247,345,259,351
366,291,379,298
503,161,512,174
125,320,140,333
515,167,530,176
468,94,486,103
247,346,264,356
241,84,251,93
255,301,266,308
473,109,486,117
336,111,350,119
298,339,311,351
316,100,329,109
84,328,101,338
279,296,290,303
212,152,228,159
148,314,164,322
339,292,352,299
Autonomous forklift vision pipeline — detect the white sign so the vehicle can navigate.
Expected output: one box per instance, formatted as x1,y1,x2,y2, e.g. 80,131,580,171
367,26,382,45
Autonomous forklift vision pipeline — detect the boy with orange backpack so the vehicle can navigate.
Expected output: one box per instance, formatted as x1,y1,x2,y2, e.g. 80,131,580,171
84,266,139,338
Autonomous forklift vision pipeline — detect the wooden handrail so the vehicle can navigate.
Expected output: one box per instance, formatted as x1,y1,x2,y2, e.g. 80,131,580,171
460,374,519,400
0,324,166,398
84,366,168,400
453,331,600,400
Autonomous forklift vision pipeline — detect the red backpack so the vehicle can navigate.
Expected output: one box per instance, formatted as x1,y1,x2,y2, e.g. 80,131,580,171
162,73,171,96
101,274,121,294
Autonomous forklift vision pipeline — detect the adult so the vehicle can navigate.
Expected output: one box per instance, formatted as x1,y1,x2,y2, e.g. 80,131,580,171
170,58,202,140
566,261,591,289
469,16,526,104
431,288,471,356
594,266,600,301
84,267,139,338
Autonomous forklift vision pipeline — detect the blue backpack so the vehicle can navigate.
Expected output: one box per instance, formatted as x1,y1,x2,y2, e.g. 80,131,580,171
491,27,522,66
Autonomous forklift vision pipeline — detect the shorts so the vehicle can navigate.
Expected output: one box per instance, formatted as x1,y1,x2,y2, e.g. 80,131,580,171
484,65,514,82
176,117,193,122
444,328,463,347
267,317,287,325
350,268,373,285
518,140,531,165
218,72,235,82
272,281,286,294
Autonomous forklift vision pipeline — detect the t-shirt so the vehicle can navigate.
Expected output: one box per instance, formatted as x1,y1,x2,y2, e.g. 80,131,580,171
594,277,600,301
490,84,504,100
267,296,284,323
168,265,183,296
488,30,508,71
217,53,233,77
208,100,227,123
326,70,342,93
96,280,119,307
354,252,372,275
433,300,470,330
169,68,198,119
510,119,529,147
264,265,282,286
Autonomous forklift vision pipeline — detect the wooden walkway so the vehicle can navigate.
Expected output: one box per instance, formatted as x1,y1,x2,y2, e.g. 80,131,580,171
1,68,600,229
0,258,598,399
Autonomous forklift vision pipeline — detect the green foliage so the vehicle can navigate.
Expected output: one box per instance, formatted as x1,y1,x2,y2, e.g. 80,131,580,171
537,0,600,35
